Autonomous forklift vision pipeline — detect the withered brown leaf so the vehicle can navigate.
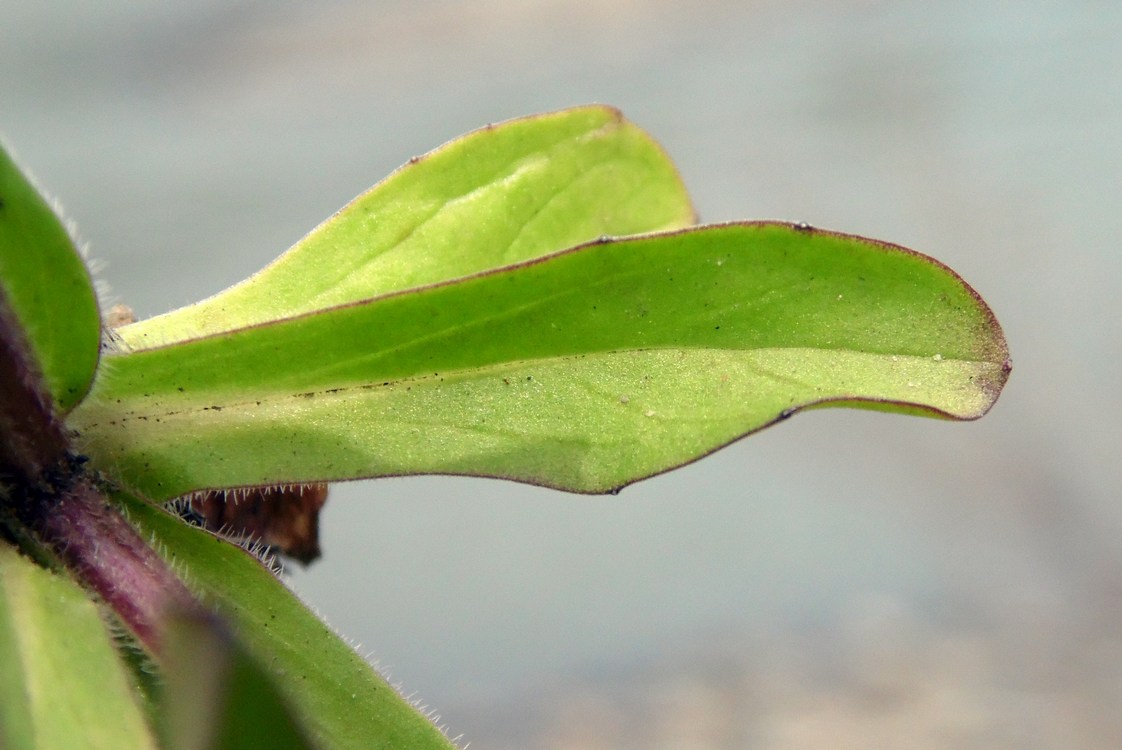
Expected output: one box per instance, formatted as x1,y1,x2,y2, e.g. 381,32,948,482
184,484,328,565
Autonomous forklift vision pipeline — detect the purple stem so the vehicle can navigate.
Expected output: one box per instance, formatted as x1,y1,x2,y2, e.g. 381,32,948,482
33,476,199,652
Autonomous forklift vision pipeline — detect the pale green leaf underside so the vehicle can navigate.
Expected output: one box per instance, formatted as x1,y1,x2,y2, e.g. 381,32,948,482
72,223,1009,499
0,543,156,750
114,494,457,750
0,144,101,413
118,105,693,348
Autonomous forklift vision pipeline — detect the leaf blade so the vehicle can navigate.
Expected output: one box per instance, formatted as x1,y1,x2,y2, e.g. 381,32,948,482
0,143,101,412
114,494,458,750
118,105,694,348
0,543,157,750
73,223,1009,498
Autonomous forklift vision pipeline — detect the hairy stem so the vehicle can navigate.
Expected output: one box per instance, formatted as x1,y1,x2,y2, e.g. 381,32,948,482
29,474,200,652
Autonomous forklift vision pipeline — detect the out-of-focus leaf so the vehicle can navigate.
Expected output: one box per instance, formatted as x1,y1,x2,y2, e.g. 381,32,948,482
73,223,1009,499
0,143,100,412
115,493,457,750
160,610,316,750
118,105,694,348
0,542,156,750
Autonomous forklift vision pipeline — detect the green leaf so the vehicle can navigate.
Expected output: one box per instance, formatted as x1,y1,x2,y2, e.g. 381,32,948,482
118,105,694,348
114,493,457,750
160,610,317,750
0,542,156,750
71,223,1009,499
0,143,100,413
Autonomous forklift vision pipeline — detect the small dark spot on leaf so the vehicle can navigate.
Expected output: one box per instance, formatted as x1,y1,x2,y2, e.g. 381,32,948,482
177,386,185,392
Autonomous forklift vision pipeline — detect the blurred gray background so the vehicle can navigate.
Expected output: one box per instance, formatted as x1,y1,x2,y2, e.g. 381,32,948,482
4,1,1119,747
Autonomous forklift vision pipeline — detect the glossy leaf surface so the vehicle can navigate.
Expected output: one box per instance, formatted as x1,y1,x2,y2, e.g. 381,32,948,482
0,543,156,750
73,223,1009,499
0,144,100,412
118,105,694,348
116,494,457,750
